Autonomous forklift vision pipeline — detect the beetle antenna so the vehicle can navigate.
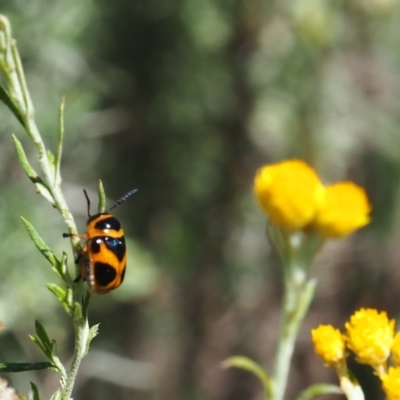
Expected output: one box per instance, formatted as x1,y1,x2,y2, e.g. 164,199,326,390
107,188,138,213
83,189,91,217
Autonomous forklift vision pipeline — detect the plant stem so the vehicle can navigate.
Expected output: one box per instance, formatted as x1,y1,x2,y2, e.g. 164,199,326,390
63,319,88,400
0,14,93,400
10,41,78,237
271,259,316,400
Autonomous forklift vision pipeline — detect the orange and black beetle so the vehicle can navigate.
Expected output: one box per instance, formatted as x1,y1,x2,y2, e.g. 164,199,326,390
64,188,137,294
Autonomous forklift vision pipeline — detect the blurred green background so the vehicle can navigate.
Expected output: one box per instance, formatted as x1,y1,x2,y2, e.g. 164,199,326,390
0,0,399,399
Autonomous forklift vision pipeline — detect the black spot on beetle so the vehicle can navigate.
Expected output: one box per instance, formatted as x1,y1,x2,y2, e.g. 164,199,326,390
94,262,117,286
104,236,126,262
94,216,121,232
90,238,102,253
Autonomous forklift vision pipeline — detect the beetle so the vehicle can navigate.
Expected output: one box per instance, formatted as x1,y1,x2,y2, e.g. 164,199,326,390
63,188,137,294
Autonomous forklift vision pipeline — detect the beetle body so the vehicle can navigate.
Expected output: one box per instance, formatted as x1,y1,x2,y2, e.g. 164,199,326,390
81,212,127,293
65,188,137,294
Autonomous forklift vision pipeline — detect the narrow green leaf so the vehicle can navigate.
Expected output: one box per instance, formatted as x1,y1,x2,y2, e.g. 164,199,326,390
52,358,67,379
12,133,39,178
0,362,54,373
47,148,55,166
47,341,67,378
52,252,73,287
12,134,54,204
83,324,100,358
10,38,31,117
46,283,72,316
34,181,54,204
97,179,106,213
51,262,63,281
0,84,25,127
50,340,58,360
222,356,272,399
29,335,48,358
296,383,342,400
34,320,52,353
30,382,42,400
54,96,65,186
46,149,56,178
297,279,316,322
21,217,58,267
59,251,68,276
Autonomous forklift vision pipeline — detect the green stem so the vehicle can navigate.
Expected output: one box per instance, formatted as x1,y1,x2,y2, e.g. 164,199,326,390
1,17,78,238
2,15,87,399
10,41,78,236
63,319,89,400
0,17,25,116
271,260,316,400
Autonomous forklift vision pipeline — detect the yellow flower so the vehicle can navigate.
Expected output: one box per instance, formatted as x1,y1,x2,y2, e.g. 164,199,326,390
253,159,323,230
314,182,371,238
392,332,400,366
345,308,395,368
381,367,400,400
311,325,346,366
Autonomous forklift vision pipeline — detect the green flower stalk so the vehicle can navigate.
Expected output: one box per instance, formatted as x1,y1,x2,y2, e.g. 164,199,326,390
0,13,100,400
268,227,320,400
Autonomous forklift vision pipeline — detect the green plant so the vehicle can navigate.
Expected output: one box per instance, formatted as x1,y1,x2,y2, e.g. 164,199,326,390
0,13,102,400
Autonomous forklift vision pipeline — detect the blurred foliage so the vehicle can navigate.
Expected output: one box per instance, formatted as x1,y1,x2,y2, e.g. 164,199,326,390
1,0,400,399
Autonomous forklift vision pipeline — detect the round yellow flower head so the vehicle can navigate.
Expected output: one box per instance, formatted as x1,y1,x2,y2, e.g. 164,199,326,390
381,367,400,400
391,331,400,366
253,159,323,230
345,308,395,368
314,182,371,238
311,325,345,366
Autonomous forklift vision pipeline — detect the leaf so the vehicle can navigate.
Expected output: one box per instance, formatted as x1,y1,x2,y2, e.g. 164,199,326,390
30,382,42,400
50,339,58,360
48,340,67,378
97,179,106,213
54,96,65,186
46,284,72,316
34,320,52,354
221,356,272,398
296,383,342,400
0,84,25,128
21,217,58,267
46,149,56,178
29,335,48,358
83,324,100,358
29,321,66,378
0,362,55,372
12,134,54,204
47,149,55,166
51,252,73,287
59,252,69,276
